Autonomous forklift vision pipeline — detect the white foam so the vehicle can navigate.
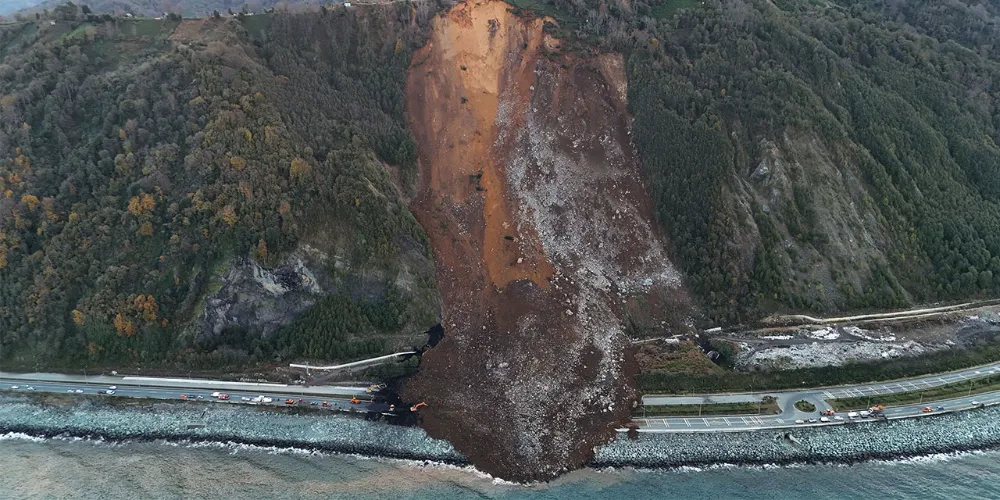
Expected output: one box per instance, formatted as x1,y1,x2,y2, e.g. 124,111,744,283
0,432,47,443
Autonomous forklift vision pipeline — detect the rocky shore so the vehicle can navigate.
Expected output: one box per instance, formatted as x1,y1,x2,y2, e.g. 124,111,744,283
3,394,1000,475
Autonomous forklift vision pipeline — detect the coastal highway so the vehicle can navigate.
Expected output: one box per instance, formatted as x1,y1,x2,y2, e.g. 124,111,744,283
635,361,1000,432
0,373,383,413
632,390,1000,433
642,360,1000,407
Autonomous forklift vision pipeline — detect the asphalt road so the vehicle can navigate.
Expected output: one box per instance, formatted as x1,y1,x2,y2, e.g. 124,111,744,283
636,361,1000,432
0,375,385,414
633,390,1000,432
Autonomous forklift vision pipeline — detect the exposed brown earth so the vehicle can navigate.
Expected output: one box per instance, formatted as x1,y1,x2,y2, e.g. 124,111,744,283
402,0,690,481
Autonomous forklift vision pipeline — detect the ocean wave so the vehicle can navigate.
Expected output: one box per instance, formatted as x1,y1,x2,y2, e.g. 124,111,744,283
0,432,48,443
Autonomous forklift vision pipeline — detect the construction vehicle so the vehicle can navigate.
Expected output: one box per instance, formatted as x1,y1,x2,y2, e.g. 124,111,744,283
410,401,427,412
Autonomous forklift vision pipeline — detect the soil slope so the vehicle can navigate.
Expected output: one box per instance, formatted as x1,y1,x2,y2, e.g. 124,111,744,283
403,0,690,481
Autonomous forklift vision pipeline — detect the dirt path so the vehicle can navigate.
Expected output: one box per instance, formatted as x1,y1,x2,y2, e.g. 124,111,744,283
401,0,690,481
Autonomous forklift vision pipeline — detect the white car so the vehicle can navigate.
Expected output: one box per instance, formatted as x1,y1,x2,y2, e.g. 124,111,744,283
819,417,830,423
211,392,221,398
794,419,805,424
241,396,251,401
74,389,83,394
9,385,18,390
105,390,115,395
834,415,844,421
109,386,117,390
972,401,982,406
848,411,859,419
25,386,34,391
262,397,273,403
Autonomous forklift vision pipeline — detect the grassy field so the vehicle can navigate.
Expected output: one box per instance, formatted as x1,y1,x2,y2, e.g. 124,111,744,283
652,0,698,19
507,0,582,34
637,400,780,417
794,400,816,412
827,374,1000,411
240,13,273,39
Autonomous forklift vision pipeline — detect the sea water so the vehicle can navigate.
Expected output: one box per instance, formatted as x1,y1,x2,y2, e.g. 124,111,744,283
1,434,998,499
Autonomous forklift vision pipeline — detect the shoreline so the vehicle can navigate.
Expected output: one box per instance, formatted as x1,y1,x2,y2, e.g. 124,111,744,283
4,395,1000,478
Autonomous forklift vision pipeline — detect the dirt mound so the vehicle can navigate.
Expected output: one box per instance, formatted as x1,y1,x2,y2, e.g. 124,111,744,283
403,0,690,481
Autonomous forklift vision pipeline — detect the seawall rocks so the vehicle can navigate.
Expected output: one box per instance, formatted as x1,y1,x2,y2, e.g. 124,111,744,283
3,395,1000,473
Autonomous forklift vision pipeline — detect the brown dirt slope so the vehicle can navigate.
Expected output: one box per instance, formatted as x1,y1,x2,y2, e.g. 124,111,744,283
403,0,691,481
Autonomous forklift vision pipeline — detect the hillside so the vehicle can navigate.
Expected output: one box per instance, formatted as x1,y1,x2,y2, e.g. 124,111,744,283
11,0,321,18
0,5,440,371
6,0,1000,482
0,0,45,16
590,0,1000,325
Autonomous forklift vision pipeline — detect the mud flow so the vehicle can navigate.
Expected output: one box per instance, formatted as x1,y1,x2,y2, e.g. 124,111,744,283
402,0,689,481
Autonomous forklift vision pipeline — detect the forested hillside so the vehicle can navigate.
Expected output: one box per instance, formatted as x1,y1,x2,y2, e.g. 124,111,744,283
8,0,320,19
0,4,439,369
7,0,1000,371
521,0,1000,323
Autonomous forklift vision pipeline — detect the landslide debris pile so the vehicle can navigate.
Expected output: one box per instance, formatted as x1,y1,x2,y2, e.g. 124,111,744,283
402,0,689,481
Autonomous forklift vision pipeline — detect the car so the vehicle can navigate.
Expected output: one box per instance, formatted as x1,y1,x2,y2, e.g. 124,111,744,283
922,407,933,413
74,389,83,394
241,396,251,401
834,415,845,421
261,397,273,403
819,417,830,423
67,389,74,393
285,399,296,405
820,409,835,416
105,390,115,395
794,419,805,424
310,401,318,406
108,386,117,390
321,401,329,407
847,412,859,419
936,406,945,411
218,394,230,400
25,386,34,391
808,418,818,423
180,394,187,399
366,383,387,393
211,392,221,398
9,385,19,390
196,395,204,399
972,400,982,406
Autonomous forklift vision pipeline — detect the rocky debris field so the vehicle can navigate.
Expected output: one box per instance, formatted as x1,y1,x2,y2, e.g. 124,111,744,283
4,395,1000,477
728,311,1000,371
401,0,689,482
